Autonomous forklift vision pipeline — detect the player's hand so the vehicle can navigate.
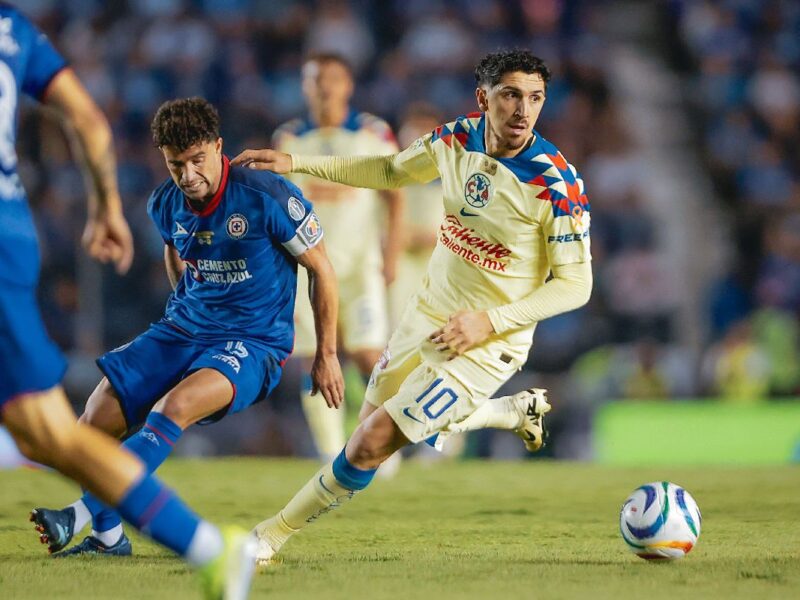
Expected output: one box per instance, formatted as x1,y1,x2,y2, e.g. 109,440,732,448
231,149,293,174
429,310,494,359
311,351,345,409
82,205,134,275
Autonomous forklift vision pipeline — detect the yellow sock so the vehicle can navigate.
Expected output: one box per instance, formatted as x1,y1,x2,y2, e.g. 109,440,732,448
263,461,360,550
301,391,345,461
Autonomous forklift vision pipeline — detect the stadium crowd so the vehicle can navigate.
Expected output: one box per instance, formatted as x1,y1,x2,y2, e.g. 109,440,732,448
11,0,799,458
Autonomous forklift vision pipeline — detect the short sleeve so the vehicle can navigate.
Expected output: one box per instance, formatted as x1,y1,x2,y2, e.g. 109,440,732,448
146,190,172,245
394,133,440,184
540,174,592,267
264,178,324,256
17,15,68,100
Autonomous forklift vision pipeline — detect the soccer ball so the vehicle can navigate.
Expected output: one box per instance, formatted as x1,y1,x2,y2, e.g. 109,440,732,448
619,481,701,560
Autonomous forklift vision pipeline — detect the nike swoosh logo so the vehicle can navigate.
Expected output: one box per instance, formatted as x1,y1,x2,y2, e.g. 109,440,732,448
460,208,479,217
402,407,424,424
54,522,68,544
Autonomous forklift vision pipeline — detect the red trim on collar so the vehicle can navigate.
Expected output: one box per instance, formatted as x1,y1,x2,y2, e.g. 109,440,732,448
185,155,230,217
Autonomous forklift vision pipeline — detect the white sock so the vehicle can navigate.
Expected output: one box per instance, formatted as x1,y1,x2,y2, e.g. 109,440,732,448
68,499,92,533
92,524,123,547
445,396,523,434
185,521,224,567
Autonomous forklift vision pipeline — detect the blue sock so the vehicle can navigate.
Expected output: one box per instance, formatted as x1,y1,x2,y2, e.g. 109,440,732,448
83,412,183,534
332,448,376,490
115,474,199,557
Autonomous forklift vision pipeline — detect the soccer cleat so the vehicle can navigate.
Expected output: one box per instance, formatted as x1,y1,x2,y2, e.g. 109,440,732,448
511,388,551,452
53,534,132,557
251,518,281,567
198,526,257,600
30,507,76,553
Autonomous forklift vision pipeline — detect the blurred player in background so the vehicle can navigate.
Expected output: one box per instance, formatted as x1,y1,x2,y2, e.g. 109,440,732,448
234,49,593,564
389,104,467,461
29,98,343,564
273,53,402,462
389,103,444,327
0,6,256,597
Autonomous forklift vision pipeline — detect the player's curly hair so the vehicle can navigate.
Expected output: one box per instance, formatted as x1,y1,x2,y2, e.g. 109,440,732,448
474,50,551,88
151,97,220,150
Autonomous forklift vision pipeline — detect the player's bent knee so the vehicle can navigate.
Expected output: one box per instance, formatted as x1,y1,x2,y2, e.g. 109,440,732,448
82,388,127,438
153,387,208,429
347,408,405,469
153,392,193,428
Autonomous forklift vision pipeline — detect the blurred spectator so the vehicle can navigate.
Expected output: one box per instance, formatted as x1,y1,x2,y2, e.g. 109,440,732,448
701,319,771,400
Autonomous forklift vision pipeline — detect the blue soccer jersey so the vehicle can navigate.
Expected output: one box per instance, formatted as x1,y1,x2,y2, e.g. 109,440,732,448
0,6,67,287
146,156,323,361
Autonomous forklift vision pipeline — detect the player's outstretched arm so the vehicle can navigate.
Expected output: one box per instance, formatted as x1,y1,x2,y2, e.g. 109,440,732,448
295,242,345,409
232,150,420,190
44,68,133,274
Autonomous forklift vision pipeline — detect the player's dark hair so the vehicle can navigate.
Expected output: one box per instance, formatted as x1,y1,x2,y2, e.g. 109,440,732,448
474,50,551,88
303,52,354,78
151,97,220,150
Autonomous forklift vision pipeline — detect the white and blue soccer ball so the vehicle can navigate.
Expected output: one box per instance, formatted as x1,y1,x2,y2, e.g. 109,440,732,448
619,481,702,560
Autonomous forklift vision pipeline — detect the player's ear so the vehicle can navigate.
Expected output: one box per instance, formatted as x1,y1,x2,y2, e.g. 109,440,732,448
475,87,488,112
215,137,223,154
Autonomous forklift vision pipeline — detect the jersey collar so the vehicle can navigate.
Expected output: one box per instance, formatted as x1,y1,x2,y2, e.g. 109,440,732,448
303,108,359,132
185,155,230,217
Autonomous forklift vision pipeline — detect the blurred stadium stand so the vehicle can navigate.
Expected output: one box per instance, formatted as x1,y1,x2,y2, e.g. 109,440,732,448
6,0,798,463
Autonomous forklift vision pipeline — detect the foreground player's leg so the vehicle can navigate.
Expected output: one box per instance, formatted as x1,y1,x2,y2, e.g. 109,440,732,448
351,348,402,478
3,387,256,598
35,369,234,555
253,406,407,564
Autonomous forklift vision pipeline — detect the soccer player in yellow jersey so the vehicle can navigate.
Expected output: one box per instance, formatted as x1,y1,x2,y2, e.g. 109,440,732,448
273,53,403,461
233,50,593,563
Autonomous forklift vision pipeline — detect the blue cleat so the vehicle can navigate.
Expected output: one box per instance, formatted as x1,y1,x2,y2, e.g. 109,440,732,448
30,507,75,554
54,533,133,557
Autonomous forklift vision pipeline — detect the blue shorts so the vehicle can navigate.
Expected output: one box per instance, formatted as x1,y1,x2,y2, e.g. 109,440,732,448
96,320,283,429
0,285,67,410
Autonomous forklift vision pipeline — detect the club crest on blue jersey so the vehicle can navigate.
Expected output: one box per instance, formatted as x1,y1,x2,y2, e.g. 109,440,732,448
287,196,306,220
226,213,248,240
464,172,492,208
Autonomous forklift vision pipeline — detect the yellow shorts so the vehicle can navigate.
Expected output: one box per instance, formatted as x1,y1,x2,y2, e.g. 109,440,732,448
294,261,389,356
365,298,522,446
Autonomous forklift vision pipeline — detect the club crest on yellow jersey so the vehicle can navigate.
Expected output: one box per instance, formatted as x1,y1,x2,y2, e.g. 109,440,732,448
464,172,492,208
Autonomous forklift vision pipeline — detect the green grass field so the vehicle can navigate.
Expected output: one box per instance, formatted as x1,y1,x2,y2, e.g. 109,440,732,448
1,459,798,599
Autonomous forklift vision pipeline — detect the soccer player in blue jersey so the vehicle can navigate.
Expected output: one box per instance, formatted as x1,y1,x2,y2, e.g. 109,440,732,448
31,96,344,559
1,5,258,598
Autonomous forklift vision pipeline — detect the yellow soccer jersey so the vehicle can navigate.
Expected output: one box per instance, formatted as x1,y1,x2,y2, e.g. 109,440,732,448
395,112,591,362
274,110,399,275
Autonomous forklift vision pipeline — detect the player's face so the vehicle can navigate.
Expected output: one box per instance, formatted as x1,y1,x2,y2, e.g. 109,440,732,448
477,71,546,153
161,138,223,202
302,60,353,114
